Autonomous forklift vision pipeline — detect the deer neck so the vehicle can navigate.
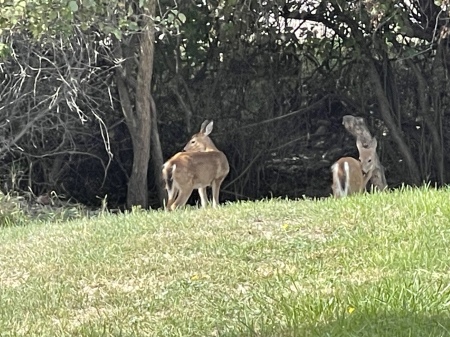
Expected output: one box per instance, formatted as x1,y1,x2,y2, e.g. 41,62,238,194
203,139,219,152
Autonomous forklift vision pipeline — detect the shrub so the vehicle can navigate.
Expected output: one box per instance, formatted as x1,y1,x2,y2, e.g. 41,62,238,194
0,193,28,227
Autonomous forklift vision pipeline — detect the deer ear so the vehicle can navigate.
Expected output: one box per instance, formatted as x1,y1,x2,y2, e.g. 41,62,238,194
356,138,363,151
200,120,210,133
204,121,214,136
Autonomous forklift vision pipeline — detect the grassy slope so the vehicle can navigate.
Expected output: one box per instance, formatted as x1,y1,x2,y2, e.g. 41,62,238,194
1,187,450,336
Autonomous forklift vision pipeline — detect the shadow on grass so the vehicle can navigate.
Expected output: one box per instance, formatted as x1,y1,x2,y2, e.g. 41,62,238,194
237,311,450,337
306,311,450,337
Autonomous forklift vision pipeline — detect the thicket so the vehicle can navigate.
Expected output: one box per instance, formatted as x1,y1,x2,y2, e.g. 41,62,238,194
1,1,449,209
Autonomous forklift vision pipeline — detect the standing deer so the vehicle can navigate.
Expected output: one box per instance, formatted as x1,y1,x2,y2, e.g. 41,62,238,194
342,115,388,190
162,120,229,210
331,138,379,197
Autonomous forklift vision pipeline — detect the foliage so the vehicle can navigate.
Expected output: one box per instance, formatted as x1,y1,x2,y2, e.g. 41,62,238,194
0,0,163,207
0,0,148,40
0,191,102,226
0,0,449,206
0,187,450,335
0,192,26,226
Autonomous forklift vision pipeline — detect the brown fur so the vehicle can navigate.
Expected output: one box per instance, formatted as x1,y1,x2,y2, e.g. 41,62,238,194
162,120,229,210
332,157,371,197
183,120,219,152
331,137,379,198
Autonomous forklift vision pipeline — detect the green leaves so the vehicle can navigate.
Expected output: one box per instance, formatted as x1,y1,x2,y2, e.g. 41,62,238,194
68,0,78,12
0,43,10,57
0,0,26,27
0,0,164,43
178,12,186,24
0,0,76,38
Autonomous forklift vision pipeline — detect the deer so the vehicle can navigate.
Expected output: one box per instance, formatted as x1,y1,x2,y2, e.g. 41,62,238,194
342,115,388,191
162,120,229,210
331,138,379,197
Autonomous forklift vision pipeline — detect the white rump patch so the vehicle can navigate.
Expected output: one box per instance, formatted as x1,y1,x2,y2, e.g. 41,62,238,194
342,161,350,196
332,161,349,197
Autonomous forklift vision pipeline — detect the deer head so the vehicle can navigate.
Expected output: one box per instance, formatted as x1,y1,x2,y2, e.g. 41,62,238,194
356,137,377,176
183,120,218,152
342,115,388,190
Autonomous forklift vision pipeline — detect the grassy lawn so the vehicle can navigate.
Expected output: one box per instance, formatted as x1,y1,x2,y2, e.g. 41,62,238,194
1,187,450,336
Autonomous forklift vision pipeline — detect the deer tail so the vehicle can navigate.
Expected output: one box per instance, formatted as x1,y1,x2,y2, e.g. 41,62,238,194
332,161,350,197
162,162,176,200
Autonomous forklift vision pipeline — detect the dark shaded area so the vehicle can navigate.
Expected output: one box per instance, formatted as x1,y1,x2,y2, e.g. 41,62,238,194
1,1,449,209
235,312,450,337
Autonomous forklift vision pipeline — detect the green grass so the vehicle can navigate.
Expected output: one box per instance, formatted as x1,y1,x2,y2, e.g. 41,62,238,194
1,186,450,336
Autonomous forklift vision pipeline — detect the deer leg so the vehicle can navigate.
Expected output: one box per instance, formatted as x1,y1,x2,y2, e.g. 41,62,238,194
211,178,224,208
362,169,374,190
198,187,208,208
166,187,179,210
171,188,193,210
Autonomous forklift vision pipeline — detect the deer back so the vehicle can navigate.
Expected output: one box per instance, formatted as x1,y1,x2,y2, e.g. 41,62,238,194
167,151,229,189
164,120,229,184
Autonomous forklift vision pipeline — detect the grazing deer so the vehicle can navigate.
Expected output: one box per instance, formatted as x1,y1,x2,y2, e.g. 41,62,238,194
162,120,229,210
331,138,378,197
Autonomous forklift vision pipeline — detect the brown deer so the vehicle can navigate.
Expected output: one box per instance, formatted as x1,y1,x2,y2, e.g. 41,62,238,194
331,138,378,197
162,120,229,210
342,115,388,191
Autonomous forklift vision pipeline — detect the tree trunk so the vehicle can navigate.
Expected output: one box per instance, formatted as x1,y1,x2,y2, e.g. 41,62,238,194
150,94,165,205
126,0,156,208
408,60,444,185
